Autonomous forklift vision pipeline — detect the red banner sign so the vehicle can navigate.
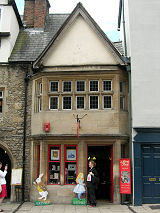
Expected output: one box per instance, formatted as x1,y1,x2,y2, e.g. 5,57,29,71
77,122,79,139
119,158,131,194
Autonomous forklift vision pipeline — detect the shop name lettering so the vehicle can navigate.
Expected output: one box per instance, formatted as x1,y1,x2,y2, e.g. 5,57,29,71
120,160,129,167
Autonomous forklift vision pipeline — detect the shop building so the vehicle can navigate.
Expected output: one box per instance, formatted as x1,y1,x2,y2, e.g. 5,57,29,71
8,1,129,203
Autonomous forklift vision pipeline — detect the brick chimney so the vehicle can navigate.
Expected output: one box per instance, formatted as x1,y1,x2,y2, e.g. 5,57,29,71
24,0,35,27
23,0,50,28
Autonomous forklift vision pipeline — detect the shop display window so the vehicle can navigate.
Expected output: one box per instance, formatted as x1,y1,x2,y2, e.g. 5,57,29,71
48,145,61,185
64,145,77,185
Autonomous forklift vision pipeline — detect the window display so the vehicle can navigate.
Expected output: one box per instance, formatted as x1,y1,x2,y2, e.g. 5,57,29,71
64,145,77,185
48,145,61,184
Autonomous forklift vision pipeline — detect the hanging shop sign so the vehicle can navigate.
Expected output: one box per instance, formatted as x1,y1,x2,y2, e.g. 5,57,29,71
119,158,131,194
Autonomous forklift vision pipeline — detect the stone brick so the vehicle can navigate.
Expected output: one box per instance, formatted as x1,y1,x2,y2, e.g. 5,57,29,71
0,64,32,201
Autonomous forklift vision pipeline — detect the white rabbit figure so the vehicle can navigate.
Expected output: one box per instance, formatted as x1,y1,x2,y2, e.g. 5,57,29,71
33,173,48,201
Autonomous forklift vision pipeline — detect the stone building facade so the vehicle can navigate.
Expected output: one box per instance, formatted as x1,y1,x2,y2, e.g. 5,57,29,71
0,64,32,201
0,0,129,204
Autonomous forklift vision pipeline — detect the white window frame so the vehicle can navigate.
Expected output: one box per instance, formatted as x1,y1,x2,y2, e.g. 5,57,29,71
50,81,59,93
0,90,3,113
103,95,112,109
62,81,72,93
38,96,42,112
89,80,99,92
49,96,59,110
102,80,112,92
39,83,42,95
62,96,72,110
89,95,99,110
0,91,3,98
76,96,85,110
76,80,86,92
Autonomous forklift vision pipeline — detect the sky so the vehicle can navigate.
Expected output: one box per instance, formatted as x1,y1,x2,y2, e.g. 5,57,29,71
15,0,120,41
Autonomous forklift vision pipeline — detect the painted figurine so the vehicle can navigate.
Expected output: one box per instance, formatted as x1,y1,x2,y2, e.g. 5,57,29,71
73,173,86,200
33,173,48,201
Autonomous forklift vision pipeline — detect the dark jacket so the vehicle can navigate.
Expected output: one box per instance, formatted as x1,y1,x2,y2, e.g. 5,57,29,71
86,167,99,189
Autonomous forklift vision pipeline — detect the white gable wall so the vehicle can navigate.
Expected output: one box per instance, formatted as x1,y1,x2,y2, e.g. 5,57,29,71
43,15,118,66
0,5,20,62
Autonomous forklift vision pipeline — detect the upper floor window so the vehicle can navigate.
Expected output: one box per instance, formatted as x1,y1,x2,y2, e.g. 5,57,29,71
120,96,124,110
49,97,58,110
39,83,42,95
63,96,72,110
120,82,123,93
0,91,3,113
76,81,85,92
103,80,112,91
103,95,112,109
89,95,99,109
50,81,59,92
38,83,42,112
63,81,72,92
76,96,85,109
89,80,99,92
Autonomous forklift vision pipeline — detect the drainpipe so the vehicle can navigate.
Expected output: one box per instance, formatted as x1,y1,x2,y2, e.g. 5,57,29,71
118,0,133,204
122,0,127,57
22,65,29,202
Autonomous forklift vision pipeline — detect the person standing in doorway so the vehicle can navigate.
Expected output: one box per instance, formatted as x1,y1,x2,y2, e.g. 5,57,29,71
86,160,99,207
0,162,7,212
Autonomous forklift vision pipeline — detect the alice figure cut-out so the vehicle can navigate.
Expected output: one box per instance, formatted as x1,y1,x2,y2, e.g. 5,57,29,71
73,173,86,200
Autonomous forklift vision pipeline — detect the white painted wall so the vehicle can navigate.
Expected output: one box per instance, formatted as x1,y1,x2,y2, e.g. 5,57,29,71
43,15,118,66
127,0,160,127
0,0,8,5
0,4,20,62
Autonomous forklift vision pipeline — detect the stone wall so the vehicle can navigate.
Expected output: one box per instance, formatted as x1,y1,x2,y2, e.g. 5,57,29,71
0,64,32,201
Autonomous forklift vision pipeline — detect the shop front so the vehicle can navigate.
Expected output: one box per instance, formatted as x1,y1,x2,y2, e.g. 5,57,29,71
30,136,128,204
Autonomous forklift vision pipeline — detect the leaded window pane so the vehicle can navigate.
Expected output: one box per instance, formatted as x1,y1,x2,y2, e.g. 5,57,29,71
63,97,72,109
50,97,58,109
90,96,98,109
89,81,98,92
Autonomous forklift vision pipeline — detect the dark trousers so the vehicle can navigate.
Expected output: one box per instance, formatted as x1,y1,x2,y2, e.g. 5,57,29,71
88,186,96,205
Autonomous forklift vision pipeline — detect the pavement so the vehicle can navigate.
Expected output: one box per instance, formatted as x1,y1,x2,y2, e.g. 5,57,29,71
1,201,160,213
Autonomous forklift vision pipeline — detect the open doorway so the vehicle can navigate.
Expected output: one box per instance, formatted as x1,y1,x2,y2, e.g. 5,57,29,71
88,145,113,202
0,148,11,198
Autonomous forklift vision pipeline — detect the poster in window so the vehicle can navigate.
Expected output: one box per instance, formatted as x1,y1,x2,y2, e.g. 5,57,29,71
51,149,59,161
66,149,76,161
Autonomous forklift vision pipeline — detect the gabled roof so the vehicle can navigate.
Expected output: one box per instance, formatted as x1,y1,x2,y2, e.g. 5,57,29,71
33,2,125,68
9,14,69,62
9,2,125,66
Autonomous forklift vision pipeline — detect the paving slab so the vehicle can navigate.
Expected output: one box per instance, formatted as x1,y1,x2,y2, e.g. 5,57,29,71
2,202,160,213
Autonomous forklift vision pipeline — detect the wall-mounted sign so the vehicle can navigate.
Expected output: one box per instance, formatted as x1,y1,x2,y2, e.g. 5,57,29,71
11,168,22,185
45,122,50,132
119,158,131,194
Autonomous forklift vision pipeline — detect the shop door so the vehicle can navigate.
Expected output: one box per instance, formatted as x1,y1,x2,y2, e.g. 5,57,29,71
142,145,160,203
88,145,113,202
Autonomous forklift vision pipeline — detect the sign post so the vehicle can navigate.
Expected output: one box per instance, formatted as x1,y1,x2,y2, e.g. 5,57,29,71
119,158,131,194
